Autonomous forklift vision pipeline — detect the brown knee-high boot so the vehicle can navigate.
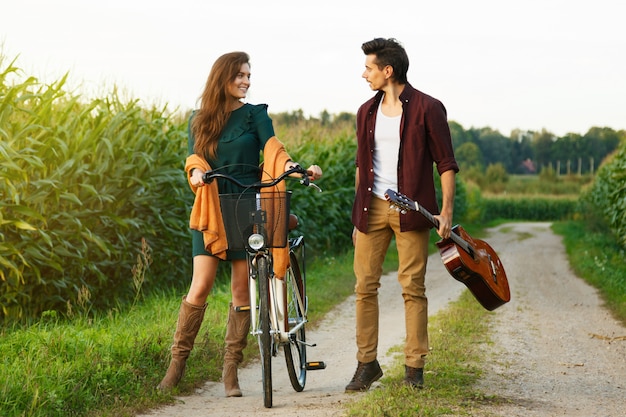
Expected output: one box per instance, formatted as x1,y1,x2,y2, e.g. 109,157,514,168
222,303,251,397
157,296,207,391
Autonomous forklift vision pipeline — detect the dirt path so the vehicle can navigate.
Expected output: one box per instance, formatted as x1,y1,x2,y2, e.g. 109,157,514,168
138,222,626,417
476,222,626,417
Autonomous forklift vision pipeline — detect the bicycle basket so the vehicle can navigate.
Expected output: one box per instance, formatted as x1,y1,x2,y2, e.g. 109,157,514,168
219,191,291,250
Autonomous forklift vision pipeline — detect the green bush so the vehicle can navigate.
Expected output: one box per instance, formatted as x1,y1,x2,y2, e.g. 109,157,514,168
462,181,484,224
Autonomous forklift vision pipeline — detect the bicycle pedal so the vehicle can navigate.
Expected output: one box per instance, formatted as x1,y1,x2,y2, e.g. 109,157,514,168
305,361,326,370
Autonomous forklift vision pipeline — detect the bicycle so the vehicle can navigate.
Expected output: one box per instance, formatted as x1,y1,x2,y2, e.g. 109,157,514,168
202,164,326,408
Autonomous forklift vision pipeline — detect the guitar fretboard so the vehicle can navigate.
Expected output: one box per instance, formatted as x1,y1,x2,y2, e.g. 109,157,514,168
385,189,475,258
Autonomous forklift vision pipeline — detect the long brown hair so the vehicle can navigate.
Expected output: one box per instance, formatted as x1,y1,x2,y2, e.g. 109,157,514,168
192,51,250,160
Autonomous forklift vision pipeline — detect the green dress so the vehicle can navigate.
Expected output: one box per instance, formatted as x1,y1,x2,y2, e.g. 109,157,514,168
188,103,276,259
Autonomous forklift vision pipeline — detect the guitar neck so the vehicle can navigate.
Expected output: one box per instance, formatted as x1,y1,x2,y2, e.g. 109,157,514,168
413,201,475,258
412,201,439,229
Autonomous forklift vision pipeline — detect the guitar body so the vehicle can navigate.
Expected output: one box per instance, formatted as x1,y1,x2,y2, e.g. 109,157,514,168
436,225,510,311
384,188,510,311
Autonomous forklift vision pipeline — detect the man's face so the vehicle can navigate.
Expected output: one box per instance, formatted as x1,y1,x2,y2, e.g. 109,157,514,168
362,54,390,91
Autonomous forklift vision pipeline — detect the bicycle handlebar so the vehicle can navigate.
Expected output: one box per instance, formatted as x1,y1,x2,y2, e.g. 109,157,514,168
202,165,322,192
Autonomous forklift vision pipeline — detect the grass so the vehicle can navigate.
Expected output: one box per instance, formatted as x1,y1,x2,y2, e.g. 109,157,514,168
2,220,624,416
0,290,231,417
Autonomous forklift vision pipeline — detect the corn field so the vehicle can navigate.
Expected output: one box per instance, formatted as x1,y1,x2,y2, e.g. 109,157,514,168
581,142,626,248
1,58,192,321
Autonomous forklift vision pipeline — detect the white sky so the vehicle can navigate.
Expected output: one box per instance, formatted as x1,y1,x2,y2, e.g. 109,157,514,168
1,0,625,137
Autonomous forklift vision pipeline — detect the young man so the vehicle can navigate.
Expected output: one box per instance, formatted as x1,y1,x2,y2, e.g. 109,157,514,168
346,38,459,392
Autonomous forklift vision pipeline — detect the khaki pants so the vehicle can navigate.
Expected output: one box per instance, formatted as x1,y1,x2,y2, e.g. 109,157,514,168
354,196,430,368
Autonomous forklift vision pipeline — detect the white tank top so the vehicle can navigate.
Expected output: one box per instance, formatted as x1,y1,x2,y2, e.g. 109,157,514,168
372,101,401,199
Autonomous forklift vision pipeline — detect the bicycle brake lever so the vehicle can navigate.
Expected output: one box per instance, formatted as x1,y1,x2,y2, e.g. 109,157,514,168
308,182,322,192
299,174,322,192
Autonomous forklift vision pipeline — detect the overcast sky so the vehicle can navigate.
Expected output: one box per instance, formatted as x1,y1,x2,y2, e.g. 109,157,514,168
1,0,625,136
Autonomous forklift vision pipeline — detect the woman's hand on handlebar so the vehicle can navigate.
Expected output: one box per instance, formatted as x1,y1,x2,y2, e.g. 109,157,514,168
284,162,323,181
307,164,323,181
189,168,205,187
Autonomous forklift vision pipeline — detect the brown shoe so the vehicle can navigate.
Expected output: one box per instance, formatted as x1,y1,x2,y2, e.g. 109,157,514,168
403,365,424,388
345,360,383,392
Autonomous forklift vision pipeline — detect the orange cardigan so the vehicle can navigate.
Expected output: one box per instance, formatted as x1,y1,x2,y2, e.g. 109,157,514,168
184,155,228,260
185,137,292,277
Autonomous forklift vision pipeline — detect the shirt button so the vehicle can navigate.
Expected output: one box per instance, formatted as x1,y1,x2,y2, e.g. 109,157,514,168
367,187,372,191
364,208,368,212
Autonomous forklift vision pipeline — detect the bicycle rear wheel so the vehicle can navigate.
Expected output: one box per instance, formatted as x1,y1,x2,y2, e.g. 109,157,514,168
257,256,273,408
284,251,307,392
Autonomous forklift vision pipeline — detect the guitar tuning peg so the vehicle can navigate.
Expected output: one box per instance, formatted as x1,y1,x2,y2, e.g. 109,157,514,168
401,209,407,215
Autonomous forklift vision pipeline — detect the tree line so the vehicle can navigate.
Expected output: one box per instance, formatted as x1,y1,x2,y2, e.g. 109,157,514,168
272,110,625,175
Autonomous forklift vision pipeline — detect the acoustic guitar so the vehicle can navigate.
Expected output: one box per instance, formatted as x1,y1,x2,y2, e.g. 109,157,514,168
385,189,510,311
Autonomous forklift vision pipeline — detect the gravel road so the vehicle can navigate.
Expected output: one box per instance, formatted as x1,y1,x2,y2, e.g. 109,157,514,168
138,222,626,417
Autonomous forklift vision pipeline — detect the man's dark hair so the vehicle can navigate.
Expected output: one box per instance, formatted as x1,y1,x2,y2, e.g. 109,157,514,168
361,38,409,84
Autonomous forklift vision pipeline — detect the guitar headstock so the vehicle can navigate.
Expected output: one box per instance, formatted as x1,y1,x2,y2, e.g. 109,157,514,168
384,189,416,214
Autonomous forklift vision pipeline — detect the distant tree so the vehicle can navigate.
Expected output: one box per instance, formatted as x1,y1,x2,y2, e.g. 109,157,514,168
449,120,471,148
271,109,305,126
583,127,622,172
510,129,535,174
320,109,331,126
552,133,583,174
475,127,514,172
334,112,356,125
547,128,621,175
268,111,622,176
455,141,484,170
533,129,556,171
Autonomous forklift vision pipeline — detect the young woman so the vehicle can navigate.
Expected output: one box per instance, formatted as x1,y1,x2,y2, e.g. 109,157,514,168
158,51,322,397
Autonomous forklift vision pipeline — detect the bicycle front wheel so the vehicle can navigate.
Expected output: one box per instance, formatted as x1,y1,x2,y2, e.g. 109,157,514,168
284,251,307,392
257,256,273,408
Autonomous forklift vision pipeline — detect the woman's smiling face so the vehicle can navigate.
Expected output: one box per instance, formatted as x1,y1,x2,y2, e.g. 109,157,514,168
228,63,251,100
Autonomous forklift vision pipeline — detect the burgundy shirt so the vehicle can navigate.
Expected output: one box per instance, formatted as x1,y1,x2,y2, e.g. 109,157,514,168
352,83,459,232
